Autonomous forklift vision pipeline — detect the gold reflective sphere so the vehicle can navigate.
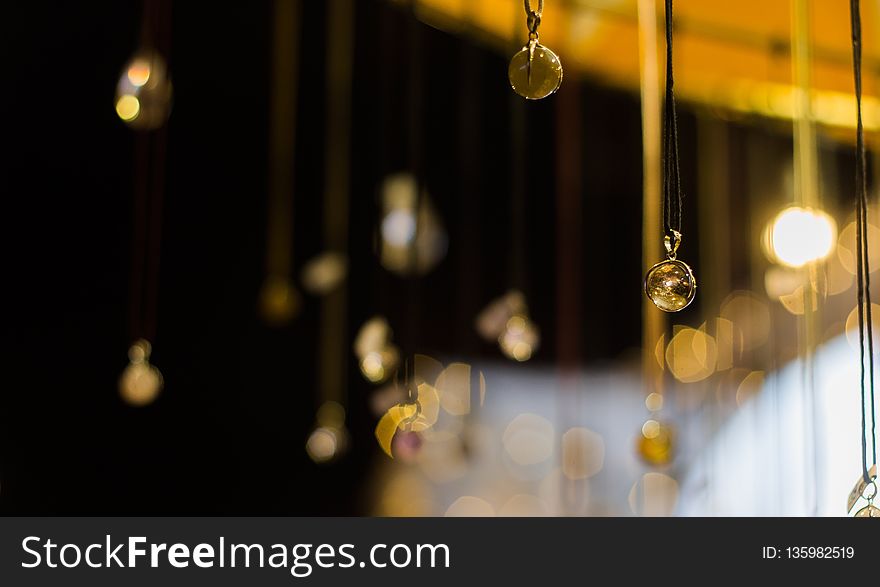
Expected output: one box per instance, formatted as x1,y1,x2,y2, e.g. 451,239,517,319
508,43,562,100
645,259,697,312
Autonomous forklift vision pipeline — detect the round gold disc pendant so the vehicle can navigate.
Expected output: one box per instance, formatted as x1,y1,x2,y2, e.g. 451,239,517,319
508,42,562,100
645,259,697,312
854,504,880,517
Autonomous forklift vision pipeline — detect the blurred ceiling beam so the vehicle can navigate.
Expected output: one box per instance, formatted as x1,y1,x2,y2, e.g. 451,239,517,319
406,0,880,131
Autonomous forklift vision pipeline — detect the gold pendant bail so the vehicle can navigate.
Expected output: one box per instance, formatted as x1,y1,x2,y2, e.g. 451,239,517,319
865,479,878,504
664,229,682,260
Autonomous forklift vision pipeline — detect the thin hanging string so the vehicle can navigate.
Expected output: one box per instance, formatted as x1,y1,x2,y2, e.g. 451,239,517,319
850,0,877,484
662,0,683,238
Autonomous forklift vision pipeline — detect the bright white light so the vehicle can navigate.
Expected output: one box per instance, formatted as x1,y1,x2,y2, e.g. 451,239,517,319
381,209,416,247
769,207,836,268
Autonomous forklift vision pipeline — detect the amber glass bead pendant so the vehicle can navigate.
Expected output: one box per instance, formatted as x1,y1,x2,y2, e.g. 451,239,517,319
509,0,562,100
509,39,562,100
645,230,696,312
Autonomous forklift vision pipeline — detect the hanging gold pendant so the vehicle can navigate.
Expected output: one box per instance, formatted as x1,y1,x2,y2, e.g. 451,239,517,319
853,478,878,517
854,504,880,517
509,1,562,100
645,230,696,312
509,39,562,100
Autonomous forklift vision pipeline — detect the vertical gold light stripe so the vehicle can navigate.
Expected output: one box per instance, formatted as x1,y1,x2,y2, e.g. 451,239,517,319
266,0,300,279
318,0,355,406
791,0,821,513
639,0,665,397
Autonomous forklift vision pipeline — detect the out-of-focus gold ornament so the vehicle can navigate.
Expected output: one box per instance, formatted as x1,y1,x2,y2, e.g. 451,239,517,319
379,173,447,276
301,252,347,295
119,339,163,406
508,0,562,100
360,346,400,384
354,317,399,384
645,230,696,312
475,290,527,342
498,315,540,361
115,50,172,130
258,276,301,325
480,291,540,361
637,419,674,466
375,399,420,459
306,401,349,464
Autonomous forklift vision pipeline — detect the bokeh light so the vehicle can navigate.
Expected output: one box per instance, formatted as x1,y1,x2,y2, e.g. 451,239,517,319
777,284,820,316
498,315,540,361
119,339,163,407
499,494,550,517
378,173,447,276
360,347,400,383
844,303,880,350
561,427,605,480
115,95,140,121
475,290,527,342
306,427,341,463
735,370,765,406
637,419,674,466
445,496,495,517
837,220,880,276
503,413,554,467
258,276,301,325
764,207,836,268
354,317,399,384
665,326,717,383
126,58,152,86
301,252,348,295
628,472,679,516
306,401,349,464
720,291,770,352
645,392,664,412
435,362,485,416
115,50,172,130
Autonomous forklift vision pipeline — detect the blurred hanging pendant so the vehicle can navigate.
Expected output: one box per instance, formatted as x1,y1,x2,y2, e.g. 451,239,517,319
119,339,163,406
508,0,562,100
115,49,172,130
306,401,349,464
645,230,696,312
258,276,301,325
636,418,675,466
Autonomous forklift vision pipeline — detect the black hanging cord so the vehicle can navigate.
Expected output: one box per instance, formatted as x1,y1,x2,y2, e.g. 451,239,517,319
850,0,877,484
662,0,683,238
